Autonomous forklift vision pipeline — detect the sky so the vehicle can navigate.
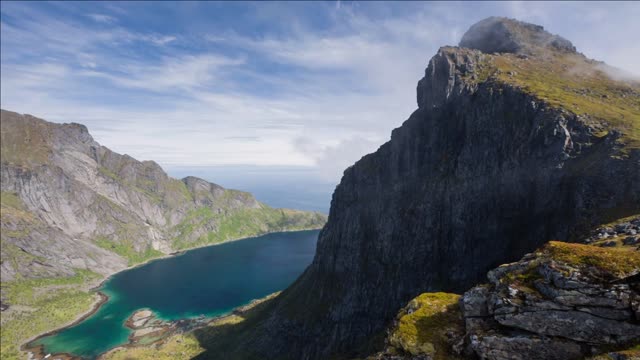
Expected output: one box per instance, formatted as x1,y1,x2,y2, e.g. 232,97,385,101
1,1,639,191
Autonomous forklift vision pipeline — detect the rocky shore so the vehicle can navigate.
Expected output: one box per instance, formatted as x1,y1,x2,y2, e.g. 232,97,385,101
125,309,210,346
24,292,108,360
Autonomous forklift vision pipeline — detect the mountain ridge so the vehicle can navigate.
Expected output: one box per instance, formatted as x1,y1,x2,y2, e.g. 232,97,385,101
0,109,326,281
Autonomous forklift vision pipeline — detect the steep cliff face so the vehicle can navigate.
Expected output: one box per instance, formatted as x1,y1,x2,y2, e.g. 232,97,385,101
206,17,639,359
0,110,326,281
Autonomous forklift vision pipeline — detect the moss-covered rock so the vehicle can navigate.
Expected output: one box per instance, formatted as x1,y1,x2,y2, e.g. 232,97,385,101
381,292,463,359
461,228,640,360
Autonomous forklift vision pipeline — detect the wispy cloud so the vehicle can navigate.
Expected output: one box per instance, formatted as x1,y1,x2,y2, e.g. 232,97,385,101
80,54,244,92
1,1,639,181
87,13,117,24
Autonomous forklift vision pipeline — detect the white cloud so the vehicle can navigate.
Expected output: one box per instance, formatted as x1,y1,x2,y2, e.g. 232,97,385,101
149,35,177,46
80,54,244,92
2,2,639,183
294,136,382,180
87,13,117,24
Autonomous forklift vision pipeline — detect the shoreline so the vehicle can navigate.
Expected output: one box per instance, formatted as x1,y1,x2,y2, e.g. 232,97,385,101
89,226,322,291
20,227,322,359
22,291,109,359
98,292,281,360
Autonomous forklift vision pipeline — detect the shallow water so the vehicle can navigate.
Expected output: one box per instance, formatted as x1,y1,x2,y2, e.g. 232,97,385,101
33,230,319,359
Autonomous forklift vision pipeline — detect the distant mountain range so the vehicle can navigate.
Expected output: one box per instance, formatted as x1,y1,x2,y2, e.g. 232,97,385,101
0,109,326,281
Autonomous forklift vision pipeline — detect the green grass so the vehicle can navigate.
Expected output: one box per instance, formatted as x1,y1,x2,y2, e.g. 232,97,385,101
387,292,463,360
1,191,37,227
489,52,640,149
543,241,640,278
0,270,102,360
172,205,326,250
0,111,52,167
0,192,24,209
102,293,280,360
0,241,46,277
98,166,121,182
95,237,163,266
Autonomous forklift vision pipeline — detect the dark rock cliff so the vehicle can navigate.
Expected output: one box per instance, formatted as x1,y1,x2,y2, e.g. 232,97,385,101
202,17,640,360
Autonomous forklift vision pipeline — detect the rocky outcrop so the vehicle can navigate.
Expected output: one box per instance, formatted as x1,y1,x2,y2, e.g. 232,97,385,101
459,16,576,55
371,292,465,360
196,17,639,360
461,238,640,360
368,231,640,360
0,110,326,281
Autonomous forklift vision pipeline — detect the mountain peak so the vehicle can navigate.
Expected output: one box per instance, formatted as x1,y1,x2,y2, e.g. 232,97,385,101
459,16,576,55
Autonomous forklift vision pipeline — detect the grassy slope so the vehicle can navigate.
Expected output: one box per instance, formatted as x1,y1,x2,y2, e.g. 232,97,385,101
1,192,102,359
489,52,640,149
0,113,51,167
1,192,47,278
171,203,327,250
102,293,280,360
0,270,102,360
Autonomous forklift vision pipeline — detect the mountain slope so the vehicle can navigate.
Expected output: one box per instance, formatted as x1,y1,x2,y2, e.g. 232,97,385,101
0,109,326,281
187,17,639,359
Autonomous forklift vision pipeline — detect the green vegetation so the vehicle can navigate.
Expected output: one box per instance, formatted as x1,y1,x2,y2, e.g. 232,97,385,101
617,344,640,358
102,293,280,360
172,203,326,250
0,241,45,276
165,178,194,204
95,237,163,266
98,166,121,182
0,112,52,167
98,162,192,206
543,241,640,278
0,192,24,210
502,263,543,288
588,344,640,359
103,333,205,360
489,52,640,149
1,191,36,224
387,292,463,360
0,270,102,360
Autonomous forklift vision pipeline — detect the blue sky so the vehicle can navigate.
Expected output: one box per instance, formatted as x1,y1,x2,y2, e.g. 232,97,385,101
2,1,639,183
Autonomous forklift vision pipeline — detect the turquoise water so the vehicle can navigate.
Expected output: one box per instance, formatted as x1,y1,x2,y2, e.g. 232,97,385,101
32,230,319,359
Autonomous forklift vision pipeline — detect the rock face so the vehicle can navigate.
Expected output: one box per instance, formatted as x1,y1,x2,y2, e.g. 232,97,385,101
207,17,640,359
460,239,640,360
368,233,640,360
0,110,327,281
459,17,576,55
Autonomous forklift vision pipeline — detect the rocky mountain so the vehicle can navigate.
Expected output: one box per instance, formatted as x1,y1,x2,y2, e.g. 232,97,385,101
0,110,326,281
188,17,639,359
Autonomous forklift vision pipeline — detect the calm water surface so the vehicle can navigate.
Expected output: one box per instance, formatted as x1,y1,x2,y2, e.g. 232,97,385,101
33,230,319,359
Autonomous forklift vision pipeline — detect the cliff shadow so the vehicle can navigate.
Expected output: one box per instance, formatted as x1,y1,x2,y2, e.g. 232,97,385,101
190,295,278,360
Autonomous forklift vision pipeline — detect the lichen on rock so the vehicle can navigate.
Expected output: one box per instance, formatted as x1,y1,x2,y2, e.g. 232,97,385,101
385,292,463,359
460,230,640,360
